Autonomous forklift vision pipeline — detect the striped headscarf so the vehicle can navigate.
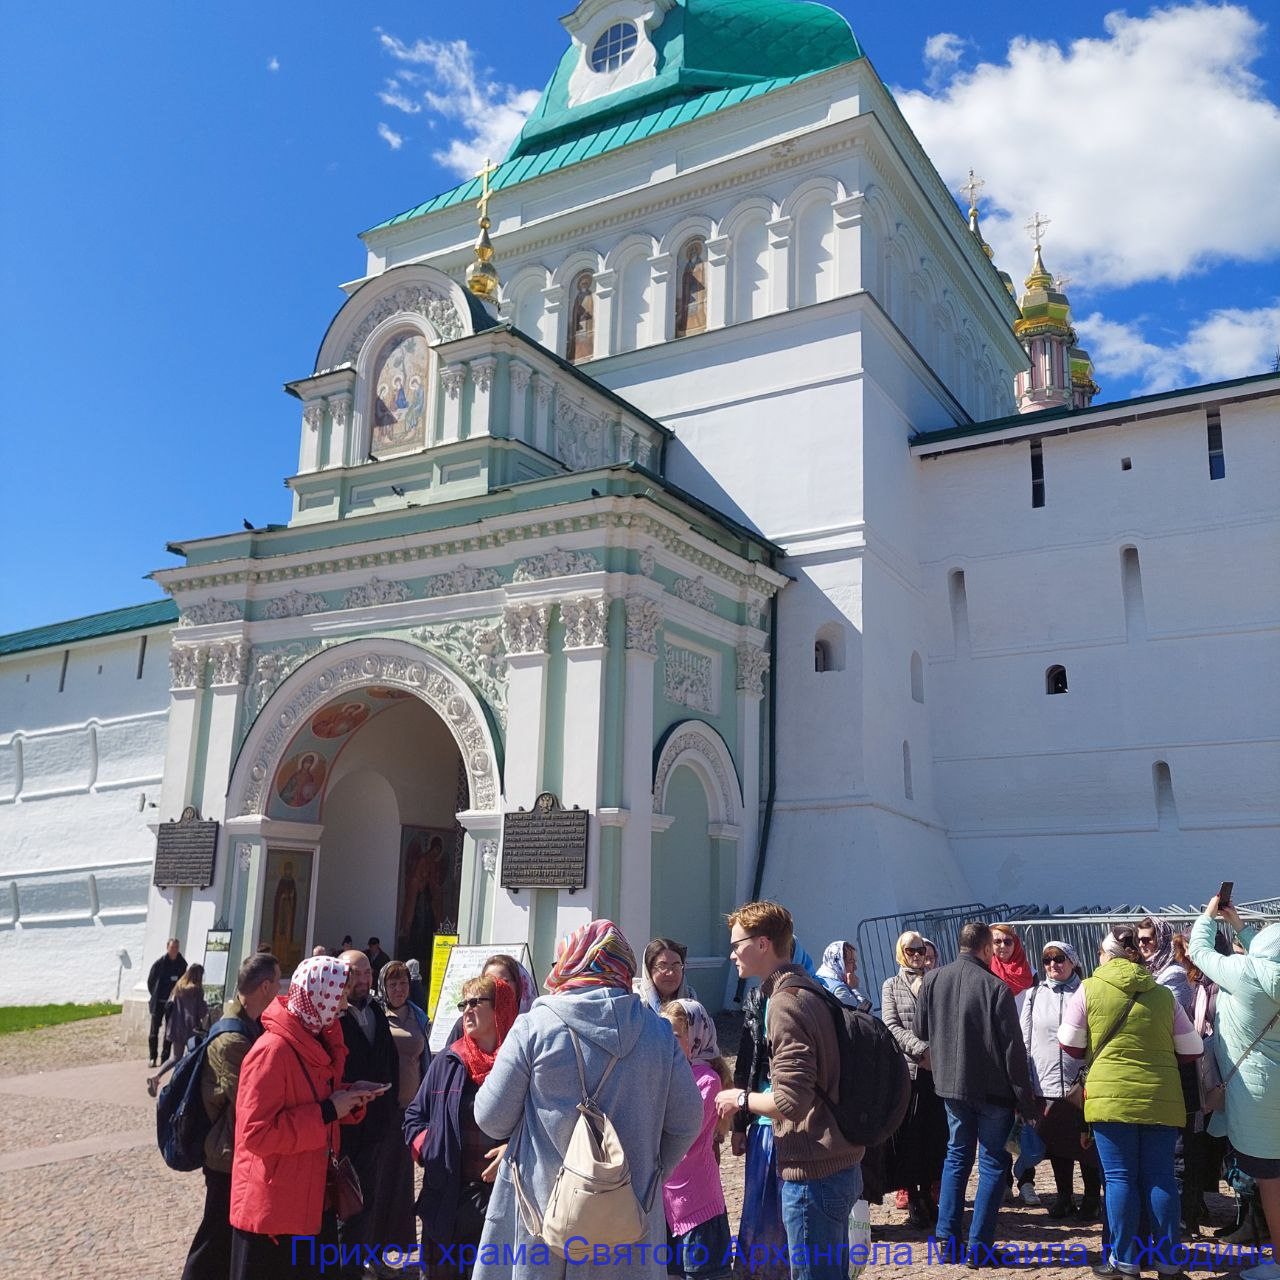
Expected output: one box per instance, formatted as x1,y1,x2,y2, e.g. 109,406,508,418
670,998,722,1064
545,919,636,994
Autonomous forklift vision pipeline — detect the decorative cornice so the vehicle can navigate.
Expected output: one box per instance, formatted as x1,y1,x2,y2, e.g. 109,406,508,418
239,647,498,815
340,285,465,362
178,597,243,628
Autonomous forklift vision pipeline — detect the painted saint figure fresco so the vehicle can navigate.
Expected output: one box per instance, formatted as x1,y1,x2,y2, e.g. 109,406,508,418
370,330,431,457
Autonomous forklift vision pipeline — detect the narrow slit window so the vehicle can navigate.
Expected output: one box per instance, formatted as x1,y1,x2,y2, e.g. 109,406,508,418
58,649,70,693
1030,440,1046,508
910,651,924,703
1207,410,1225,480
815,641,830,673
1045,664,1068,695
136,634,148,680
948,569,970,654
902,741,913,801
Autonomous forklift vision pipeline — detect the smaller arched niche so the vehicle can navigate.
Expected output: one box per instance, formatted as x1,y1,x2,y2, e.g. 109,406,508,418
368,327,433,459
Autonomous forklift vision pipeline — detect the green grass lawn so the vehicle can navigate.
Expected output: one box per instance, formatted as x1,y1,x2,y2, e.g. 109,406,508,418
0,1003,121,1034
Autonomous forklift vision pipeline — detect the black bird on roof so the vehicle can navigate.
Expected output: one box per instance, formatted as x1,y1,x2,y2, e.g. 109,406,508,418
242,519,254,531
390,484,406,497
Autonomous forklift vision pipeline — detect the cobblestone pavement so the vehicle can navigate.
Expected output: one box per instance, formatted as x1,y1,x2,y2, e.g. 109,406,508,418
0,1014,1261,1278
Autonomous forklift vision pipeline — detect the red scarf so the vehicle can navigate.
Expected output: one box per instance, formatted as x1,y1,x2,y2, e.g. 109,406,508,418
990,929,1035,995
451,979,517,1085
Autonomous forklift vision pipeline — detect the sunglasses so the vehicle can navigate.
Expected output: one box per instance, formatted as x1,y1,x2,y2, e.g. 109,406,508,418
1042,954,1069,965
1137,936,1156,946
992,938,1015,947
457,996,493,1012
729,935,763,957
903,946,927,956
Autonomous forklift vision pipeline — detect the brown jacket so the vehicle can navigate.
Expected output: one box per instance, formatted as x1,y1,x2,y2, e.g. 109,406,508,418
201,999,256,1173
761,964,864,1181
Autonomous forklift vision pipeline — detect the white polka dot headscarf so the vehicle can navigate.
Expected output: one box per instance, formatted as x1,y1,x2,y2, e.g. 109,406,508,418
287,954,350,1032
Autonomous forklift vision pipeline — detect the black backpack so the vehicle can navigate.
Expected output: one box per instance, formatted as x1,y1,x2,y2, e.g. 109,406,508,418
155,1016,250,1171
811,985,911,1147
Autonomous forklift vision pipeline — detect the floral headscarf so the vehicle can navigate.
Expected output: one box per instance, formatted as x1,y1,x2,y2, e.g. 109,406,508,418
1039,939,1083,981
990,925,1035,996
818,940,853,985
287,955,350,1032
452,979,518,1085
670,997,722,1064
545,920,636,994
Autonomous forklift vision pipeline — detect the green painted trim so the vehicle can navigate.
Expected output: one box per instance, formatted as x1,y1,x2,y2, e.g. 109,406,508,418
542,620,567,800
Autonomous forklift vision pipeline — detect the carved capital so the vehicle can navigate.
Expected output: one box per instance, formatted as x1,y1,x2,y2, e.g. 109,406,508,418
209,638,252,688
440,363,467,400
735,642,770,697
533,373,554,407
329,394,352,430
471,356,497,394
502,603,551,656
480,839,499,875
624,595,663,656
169,644,208,691
561,596,608,650
303,401,325,432
509,361,532,395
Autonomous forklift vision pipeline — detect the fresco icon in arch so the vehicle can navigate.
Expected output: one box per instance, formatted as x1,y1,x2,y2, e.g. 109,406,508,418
275,751,328,809
311,701,370,739
371,330,431,458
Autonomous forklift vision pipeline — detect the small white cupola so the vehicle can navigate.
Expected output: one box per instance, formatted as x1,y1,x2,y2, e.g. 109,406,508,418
562,0,675,108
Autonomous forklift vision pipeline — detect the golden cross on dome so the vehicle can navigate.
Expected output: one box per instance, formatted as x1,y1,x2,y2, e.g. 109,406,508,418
475,158,499,223
961,169,985,213
1025,210,1051,248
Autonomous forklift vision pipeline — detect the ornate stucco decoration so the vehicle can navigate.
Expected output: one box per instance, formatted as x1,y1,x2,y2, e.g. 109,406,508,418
303,403,325,433
509,363,532,395
735,642,770,697
330,396,352,431
342,577,412,609
652,724,740,826
745,599,764,629
624,595,663,656
425,564,503,598
238,648,498,815
244,641,323,727
639,546,657,578
340,286,464,361
554,396,608,471
411,619,508,727
672,575,716,613
178,597,244,627
169,644,208,691
480,839,499,875
561,596,609,650
236,842,253,872
262,589,328,620
471,357,496,394
440,364,467,400
665,643,715,713
209,639,252,688
513,548,601,582
502,603,551,656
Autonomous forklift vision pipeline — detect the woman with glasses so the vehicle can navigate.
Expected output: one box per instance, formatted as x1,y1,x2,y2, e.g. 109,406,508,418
990,924,1036,1000
405,975,516,1278
1138,917,1195,1016
639,937,697,1012
1059,924,1203,1279
1019,941,1103,1219
881,931,948,1228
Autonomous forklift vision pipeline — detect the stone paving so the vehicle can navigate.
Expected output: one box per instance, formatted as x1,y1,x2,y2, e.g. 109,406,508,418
0,1013,1262,1278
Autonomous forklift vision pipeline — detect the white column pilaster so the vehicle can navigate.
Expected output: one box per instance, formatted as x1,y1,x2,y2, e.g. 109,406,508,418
833,194,866,296
439,363,467,444
541,285,566,362
705,236,730,331
532,374,554,455
592,270,616,361
299,401,325,473
469,356,497,438
648,253,675,345
767,216,794,314
508,361,533,445
734,640,769,902
328,393,353,468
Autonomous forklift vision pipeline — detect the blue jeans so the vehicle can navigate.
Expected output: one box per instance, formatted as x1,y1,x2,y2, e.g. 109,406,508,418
1091,1122,1181,1275
779,1161,863,1280
935,1100,1014,1258
1014,1118,1045,1183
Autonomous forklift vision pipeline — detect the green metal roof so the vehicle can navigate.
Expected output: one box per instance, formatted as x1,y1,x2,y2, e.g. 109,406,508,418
0,599,178,658
366,0,861,235
911,370,1280,450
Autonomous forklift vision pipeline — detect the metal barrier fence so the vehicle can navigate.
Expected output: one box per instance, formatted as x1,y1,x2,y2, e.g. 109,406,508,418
856,897,1279,1010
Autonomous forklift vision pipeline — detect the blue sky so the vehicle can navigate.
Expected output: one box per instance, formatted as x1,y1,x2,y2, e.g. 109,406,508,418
2,1,1277,633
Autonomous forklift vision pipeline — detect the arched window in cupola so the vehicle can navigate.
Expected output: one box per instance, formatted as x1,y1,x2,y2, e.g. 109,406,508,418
368,329,432,459
567,271,595,363
674,237,707,338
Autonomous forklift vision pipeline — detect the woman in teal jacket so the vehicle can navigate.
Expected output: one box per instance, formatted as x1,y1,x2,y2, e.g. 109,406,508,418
1188,894,1280,1280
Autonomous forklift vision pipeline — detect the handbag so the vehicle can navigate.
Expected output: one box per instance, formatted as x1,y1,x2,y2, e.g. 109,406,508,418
285,1042,366,1222
1201,1007,1280,1114
1038,993,1137,1161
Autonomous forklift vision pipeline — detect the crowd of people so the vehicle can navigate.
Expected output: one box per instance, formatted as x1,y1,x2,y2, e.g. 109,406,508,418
155,892,1279,1280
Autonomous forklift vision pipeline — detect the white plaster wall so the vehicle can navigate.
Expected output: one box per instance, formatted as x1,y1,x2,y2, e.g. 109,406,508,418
0,625,173,1003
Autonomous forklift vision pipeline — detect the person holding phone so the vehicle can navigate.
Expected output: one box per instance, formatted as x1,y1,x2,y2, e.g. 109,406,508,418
229,954,382,1279
1189,890,1280,1280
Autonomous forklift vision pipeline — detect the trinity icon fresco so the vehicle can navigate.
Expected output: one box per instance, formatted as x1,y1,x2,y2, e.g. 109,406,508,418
370,330,431,458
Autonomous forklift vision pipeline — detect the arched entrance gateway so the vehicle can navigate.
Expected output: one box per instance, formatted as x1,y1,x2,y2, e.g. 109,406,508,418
224,638,502,989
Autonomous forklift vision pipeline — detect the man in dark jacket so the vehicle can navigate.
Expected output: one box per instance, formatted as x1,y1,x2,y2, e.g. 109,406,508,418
180,952,279,1280
147,937,186,1067
913,921,1037,1266
338,949,399,1273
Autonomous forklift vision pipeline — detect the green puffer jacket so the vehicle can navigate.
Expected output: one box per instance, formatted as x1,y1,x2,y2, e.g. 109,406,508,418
1082,959,1185,1129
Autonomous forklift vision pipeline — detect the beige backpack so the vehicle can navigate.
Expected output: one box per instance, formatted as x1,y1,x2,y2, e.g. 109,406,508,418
509,1026,656,1261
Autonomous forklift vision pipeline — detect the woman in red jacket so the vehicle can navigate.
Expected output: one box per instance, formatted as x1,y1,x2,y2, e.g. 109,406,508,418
230,954,384,1279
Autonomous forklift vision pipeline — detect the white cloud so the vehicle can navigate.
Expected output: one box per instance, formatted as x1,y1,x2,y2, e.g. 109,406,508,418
1078,302,1280,393
377,122,405,151
896,5,1280,289
267,56,280,72
922,33,969,91
376,31,541,178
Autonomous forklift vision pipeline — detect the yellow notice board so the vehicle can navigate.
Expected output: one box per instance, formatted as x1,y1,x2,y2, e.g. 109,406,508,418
428,935,458,1019
428,942,533,1053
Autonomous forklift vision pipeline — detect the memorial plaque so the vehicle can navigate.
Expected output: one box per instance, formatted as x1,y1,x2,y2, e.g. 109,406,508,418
500,793,589,891
154,807,218,888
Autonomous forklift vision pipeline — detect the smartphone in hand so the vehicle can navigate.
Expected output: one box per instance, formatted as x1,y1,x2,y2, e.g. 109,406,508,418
1218,881,1234,909
349,1079,392,1095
